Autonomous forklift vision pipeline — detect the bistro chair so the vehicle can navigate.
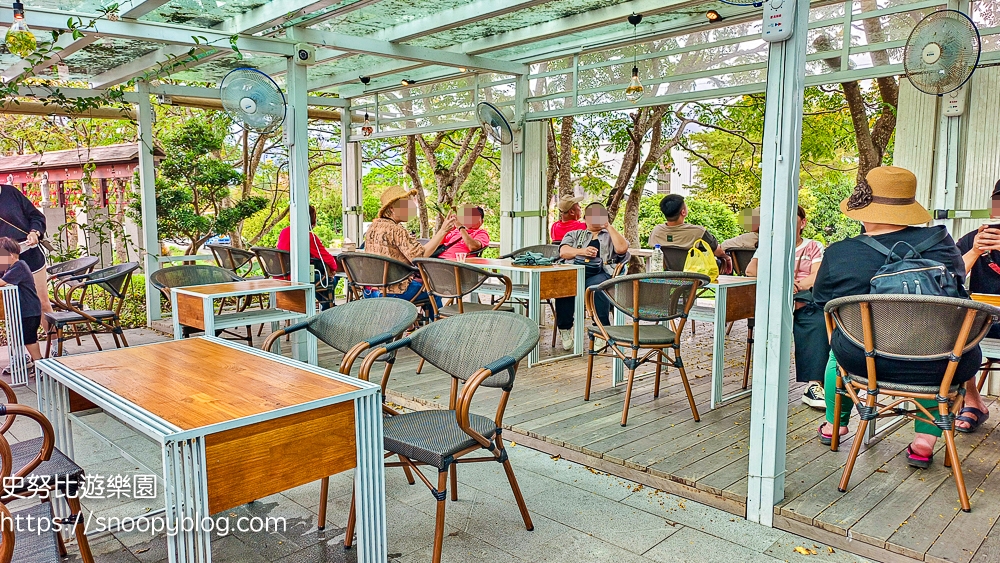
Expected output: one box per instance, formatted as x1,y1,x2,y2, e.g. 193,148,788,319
44,262,139,357
0,499,64,563
251,247,337,310
500,244,561,260
47,255,99,283
338,252,422,305
149,265,254,345
659,246,691,272
585,272,709,426
825,294,999,512
205,243,260,279
727,247,757,276
262,299,419,531
344,311,538,563
0,381,95,563
413,257,513,317
970,294,1000,394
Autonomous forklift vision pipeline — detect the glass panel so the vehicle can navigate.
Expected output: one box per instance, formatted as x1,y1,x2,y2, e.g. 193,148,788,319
808,24,845,55
850,7,944,47
142,0,281,28
169,52,287,85
306,0,473,37
58,38,162,83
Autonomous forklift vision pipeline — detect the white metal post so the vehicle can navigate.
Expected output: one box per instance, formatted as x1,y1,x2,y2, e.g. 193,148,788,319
136,81,161,325
341,104,364,244
745,0,809,525
287,53,311,360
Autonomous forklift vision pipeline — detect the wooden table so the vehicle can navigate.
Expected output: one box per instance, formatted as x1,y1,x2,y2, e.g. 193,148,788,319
35,337,387,563
170,279,316,363
612,275,756,409
0,285,29,386
464,257,585,366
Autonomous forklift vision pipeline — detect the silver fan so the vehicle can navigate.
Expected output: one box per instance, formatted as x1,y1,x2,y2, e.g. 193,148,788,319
220,67,287,134
476,102,513,145
903,10,981,96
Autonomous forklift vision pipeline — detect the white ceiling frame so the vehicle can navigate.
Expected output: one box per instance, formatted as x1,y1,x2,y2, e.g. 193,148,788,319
217,0,355,35
309,60,424,92
89,46,213,88
119,0,173,19
1,33,98,84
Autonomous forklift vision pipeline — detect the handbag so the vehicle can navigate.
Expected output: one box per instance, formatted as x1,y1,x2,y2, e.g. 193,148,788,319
572,238,604,276
683,239,719,283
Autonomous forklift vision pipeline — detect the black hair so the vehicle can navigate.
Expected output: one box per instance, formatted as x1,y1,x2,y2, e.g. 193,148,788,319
584,202,607,213
659,194,685,221
470,206,485,219
0,237,19,256
309,205,317,228
797,205,806,220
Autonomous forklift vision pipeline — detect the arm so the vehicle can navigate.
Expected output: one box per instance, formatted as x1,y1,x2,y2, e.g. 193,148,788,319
558,232,594,260
604,223,629,255
744,258,758,277
420,215,458,257
457,226,486,252
16,189,45,244
795,261,821,291
310,233,338,271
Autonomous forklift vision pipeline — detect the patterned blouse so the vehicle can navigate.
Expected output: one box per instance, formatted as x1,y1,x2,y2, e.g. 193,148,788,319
364,218,425,294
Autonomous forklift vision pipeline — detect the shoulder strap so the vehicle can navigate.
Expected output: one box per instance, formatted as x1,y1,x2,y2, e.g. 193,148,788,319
857,235,892,257
911,227,949,256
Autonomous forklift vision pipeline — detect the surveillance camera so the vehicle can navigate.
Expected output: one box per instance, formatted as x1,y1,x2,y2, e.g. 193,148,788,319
293,43,315,65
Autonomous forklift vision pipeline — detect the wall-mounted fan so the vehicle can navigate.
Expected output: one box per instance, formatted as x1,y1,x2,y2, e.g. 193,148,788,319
220,67,287,134
903,9,981,96
477,102,517,150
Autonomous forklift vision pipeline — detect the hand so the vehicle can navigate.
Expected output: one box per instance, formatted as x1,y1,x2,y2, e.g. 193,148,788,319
975,226,1000,254
26,231,39,246
793,281,802,293
441,214,458,232
0,280,6,287
580,246,598,258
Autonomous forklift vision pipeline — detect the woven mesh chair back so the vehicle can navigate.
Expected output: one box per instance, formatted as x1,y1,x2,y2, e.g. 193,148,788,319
826,294,999,361
48,256,99,278
728,247,757,276
598,272,710,322
413,258,493,299
206,244,257,274
149,265,241,295
305,299,418,353
408,310,539,388
501,244,561,260
86,263,139,300
251,247,291,278
339,253,415,290
659,247,691,272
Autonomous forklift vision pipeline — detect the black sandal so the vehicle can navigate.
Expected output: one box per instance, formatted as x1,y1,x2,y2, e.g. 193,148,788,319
906,445,933,469
956,407,989,434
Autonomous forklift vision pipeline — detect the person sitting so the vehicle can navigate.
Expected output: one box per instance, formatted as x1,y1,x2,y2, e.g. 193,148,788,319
952,178,1000,433
276,205,339,309
812,166,980,468
0,237,41,375
363,186,453,306
436,205,490,261
745,206,828,409
551,195,587,243
721,207,761,250
648,194,732,273
555,202,629,351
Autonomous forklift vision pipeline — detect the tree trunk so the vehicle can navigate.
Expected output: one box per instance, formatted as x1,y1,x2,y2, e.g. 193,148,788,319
558,116,574,196
404,135,430,237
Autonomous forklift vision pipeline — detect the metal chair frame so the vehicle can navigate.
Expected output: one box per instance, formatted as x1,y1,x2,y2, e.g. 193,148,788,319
205,243,259,278
338,252,423,304
44,263,138,357
413,257,513,318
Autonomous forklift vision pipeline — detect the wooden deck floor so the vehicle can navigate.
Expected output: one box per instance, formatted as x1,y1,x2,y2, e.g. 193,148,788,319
314,319,1000,563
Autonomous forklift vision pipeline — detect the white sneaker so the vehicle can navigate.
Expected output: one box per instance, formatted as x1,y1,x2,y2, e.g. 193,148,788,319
559,329,574,351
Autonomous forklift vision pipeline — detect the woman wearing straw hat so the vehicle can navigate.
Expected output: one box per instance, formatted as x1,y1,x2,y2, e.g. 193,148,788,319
811,166,985,469
364,186,456,302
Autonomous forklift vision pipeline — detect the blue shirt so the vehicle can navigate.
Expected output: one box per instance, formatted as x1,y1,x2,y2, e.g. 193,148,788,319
1,259,40,317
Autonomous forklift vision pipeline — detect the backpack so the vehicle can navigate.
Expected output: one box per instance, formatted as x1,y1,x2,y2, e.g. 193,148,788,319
858,228,967,298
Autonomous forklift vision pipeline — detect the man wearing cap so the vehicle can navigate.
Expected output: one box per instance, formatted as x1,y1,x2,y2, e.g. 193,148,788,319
952,178,1000,432
551,195,587,243
812,166,986,468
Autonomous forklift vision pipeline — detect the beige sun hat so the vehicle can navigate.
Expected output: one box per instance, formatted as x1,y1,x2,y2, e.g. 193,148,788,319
840,166,931,226
378,185,417,218
557,194,584,213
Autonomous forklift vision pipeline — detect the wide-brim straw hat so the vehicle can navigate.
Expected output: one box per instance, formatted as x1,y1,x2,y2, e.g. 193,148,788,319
378,186,417,217
840,166,931,226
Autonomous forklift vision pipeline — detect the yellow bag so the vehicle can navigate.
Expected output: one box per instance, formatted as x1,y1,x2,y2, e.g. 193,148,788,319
684,239,719,283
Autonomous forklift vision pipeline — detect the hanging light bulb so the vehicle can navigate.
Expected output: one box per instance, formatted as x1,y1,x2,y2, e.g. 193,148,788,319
623,13,644,103
362,112,373,137
6,2,37,59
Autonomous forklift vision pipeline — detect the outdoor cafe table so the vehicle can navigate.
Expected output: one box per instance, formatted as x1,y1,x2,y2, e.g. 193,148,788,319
169,279,316,363
34,336,387,563
613,275,756,410
0,284,29,385
464,257,585,367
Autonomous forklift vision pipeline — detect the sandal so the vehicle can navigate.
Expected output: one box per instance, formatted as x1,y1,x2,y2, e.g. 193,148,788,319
956,407,990,434
906,444,933,469
817,423,848,446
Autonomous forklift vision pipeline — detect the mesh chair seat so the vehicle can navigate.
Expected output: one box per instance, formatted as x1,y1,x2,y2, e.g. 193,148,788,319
149,265,241,296
9,438,84,493
44,309,116,324
589,324,676,345
10,503,61,562
845,373,961,395
438,302,514,316
47,256,99,278
384,410,498,470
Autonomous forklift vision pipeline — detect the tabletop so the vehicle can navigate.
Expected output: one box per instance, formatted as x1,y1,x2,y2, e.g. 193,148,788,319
48,338,359,431
176,279,309,296
464,257,581,272
710,275,757,288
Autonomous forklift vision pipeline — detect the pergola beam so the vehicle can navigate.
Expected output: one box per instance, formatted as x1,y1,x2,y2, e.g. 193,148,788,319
310,60,424,92
290,28,527,76
370,0,557,43
119,0,172,19
88,46,214,89
0,33,98,84
218,0,345,35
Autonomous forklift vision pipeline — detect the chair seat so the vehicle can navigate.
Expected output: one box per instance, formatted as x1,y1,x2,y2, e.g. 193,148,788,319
11,502,61,562
44,310,116,325
590,324,676,345
9,438,85,495
438,302,514,316
846,374,960,395
384,410,498,470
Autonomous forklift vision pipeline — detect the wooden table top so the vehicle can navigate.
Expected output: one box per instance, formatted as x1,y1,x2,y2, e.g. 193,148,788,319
464,257,579,270
52,338,359,431
177,279,307,296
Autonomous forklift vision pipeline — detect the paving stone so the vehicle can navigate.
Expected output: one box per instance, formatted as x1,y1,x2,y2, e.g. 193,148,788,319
642,526,786,563
532,529,656,563
395,529,528,563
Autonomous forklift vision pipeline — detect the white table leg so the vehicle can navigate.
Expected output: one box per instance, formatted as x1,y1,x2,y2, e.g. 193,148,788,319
527,271,541,366
573,268,585,357
202,298,216,342
164,438,213,563
2,286,28,385
34,365,74,538
171,290,183,340
354,391,388,563
710,286,728,410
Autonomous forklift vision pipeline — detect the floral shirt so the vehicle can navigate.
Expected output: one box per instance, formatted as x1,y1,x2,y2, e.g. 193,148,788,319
364,218,425,294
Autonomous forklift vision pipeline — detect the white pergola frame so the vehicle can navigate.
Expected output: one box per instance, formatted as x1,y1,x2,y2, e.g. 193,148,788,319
0,0,992,541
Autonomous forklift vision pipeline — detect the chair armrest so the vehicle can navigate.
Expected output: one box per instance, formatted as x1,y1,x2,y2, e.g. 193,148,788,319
261,320,310,353
0,404,54,478
455,367,503,450
0,380,18,435
490,275,513,310
0,491,13,562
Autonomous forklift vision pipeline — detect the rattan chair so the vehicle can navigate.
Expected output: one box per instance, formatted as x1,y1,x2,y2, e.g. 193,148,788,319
585,272,710,426
149,265,254,345
250,247,337,310
44,262,139,357
205,243,259,278
0,381,95,563
344,311,539,563
825,294,1000,512
262,299,419,531
727,247,757,276
499,244,561,260
0,500,62,562
413,258,513,317
338,252,422,304
47,255,99,282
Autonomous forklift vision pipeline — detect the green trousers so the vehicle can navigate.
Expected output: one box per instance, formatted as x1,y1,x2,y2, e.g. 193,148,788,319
823,351,943,437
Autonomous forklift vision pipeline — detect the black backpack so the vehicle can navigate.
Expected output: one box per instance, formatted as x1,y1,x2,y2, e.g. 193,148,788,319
859,228,967,298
